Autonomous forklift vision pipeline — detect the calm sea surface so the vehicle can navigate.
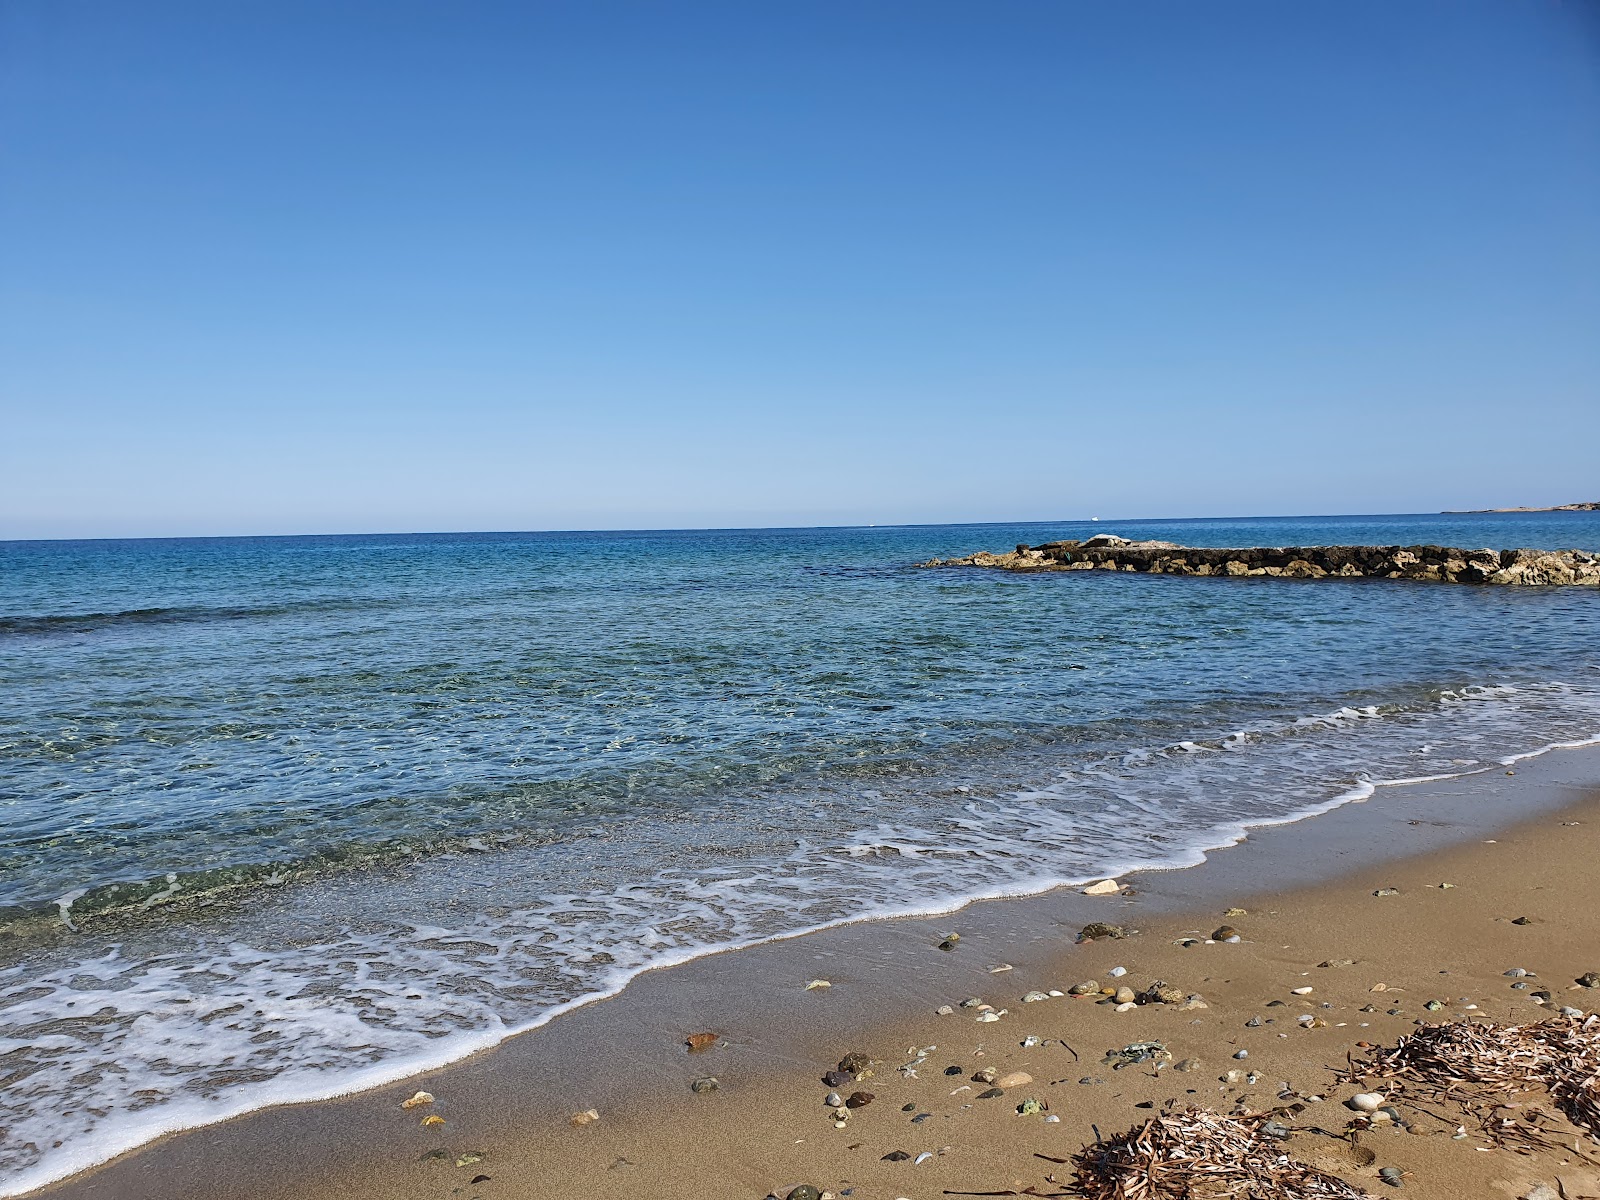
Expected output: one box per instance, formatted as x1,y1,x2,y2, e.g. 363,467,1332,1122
2,512,1599,1191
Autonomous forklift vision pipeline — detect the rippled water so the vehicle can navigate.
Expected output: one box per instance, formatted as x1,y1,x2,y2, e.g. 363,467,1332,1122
2,512,1598,1193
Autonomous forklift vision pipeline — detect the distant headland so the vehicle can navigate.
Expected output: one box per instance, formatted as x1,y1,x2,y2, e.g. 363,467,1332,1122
1442,502,1599,513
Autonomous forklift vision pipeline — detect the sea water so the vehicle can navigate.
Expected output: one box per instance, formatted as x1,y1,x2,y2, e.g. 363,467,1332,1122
2,511,1598,1192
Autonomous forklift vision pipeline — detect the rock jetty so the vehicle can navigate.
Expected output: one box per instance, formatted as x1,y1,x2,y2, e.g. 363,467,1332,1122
919,533,1600,586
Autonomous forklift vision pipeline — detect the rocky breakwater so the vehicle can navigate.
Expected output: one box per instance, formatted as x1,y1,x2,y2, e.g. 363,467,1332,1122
919,534,1600,586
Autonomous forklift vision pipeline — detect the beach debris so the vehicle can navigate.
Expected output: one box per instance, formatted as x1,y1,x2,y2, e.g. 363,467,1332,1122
1069,1107,1372,1200
958,996,985,1008
1083,878,1121,895
685,1031,718,1052
1017,1097,1045,1115
934,1004,953,1015
976,1010,1001,1022
977,1086,1005,1099
882,1149,911,1161
419,1113,445,1127
1022,990,1051,1002
996,1071,1033,1088
804,979,832,990
1291,986,1314,995
837,1051,875,1079
1512,915,1534,925
1020,1035,1042,1047
1347,1014,1600,1151
1373,887,1400,897
1424,1000,1443,1011
973,1066,997,1083
690,1076,719,1094
988,963,1013,973
1579,972,1600,988
1437,882,1455,888
401,1090,435,1109
786,1187,823,1200
1504,968,1530,977
569,1109,600,1126
1211,925,1240,942
1320,959,1356,968
845,1090,874,1108
470,1177,490,1186
1101,1040,1172,1070
1378,1166,1405,1187
1174,1058,1201,1072
1347,1092,1386,1112
938,931,960,951
914,1150,934,1164
1224,907,1248,916
1179,994,1209,1010
1140,981,1185,1005
1078,922,1126,942
455,1151,485,1168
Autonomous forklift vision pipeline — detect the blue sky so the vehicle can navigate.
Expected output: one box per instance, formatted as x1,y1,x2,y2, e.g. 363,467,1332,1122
2,1,1597,538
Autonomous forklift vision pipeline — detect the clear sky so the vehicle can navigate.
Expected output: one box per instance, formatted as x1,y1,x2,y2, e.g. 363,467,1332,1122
2,1,1597,539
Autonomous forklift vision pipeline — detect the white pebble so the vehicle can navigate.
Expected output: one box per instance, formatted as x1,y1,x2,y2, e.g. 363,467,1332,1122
1108,966,1127,978
1348,1092,1385,1112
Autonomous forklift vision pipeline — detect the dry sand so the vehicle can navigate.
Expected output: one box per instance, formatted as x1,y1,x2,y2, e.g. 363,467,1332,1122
37,764,1600,1200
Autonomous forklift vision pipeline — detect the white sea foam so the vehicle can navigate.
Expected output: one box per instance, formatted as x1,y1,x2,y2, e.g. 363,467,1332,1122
4,679,1600,1196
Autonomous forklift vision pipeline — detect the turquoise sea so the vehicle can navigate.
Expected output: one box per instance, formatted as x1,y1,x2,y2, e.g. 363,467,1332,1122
2,511,1599,1192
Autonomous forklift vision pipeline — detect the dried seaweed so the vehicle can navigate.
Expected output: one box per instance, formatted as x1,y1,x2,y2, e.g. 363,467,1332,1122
1346,1013,1600,1154
1069,1106,1374,1199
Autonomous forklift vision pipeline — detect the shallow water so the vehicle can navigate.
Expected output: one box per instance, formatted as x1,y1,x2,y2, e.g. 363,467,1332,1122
2,511,1598,1192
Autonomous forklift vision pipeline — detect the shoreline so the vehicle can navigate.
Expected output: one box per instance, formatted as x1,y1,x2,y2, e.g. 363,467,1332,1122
28,741,1600,1200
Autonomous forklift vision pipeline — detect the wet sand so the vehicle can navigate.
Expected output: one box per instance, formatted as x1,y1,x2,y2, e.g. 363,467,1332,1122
36,746,1600,1200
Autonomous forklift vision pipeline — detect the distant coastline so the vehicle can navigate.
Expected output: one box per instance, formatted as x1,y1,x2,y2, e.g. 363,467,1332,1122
1442,501,1600,513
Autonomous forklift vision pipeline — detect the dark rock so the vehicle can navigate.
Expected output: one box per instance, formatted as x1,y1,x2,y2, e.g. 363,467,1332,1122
690,1076,719,1094
944,1065,963,1075
1077,922,1125,942
1579,972,1600,988
837,1052,874,1077
845,1090,874,1108
1211,926,1238,941
822,1070,852,1087
881,1150,911,1162
977,1087,1005,1099
901,1102,916,1111
787,1187,824,1200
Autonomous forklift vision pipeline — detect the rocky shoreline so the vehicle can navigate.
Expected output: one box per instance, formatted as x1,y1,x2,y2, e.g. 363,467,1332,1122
919,534,1600,586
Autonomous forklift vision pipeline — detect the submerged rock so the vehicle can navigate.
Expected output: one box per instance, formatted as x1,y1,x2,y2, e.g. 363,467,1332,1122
1078,923,1126,942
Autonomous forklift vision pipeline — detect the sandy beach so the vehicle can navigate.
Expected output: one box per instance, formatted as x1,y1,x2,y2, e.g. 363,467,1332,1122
31,746,1600,1200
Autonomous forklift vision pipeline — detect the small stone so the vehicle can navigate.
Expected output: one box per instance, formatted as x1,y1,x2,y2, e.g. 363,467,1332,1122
825,1092,844,1107
1115,1001,1136,1012
881,1150,911,1161
976,1011,1001,1023
570,1109,600,1126
838,1052,874,1077
1016,1097,1044,1115
401,1090,435,1109
690,1076,719,1094
1424,1000,1443,1011
976,1087,1005,1099
1233,1050,1249,1059
1561,1006,1585,1018
1174,1058,1200,1072
1505,968,1529,977
996,1071,1033,1088
935,1005,954,1015
1579,972,1600,988
1224,907,1248,917
1069,981,1099,996
1373,888,1399,897
1114,986,1136,1004
1512,916,1533,925
1211,926,1238,941
1082,879,1121,895
1107,966,1128,978
1141,981,1185,1004
1319,959,1355,968
938,939,958,951
901,1102,915,1112
845,1091,873,1108
959,997,984,1008
1348,1093,1385,1112
685,1031,718,1052
1078,922,1125,941
1178,995,1210,1011
972,1066,997,1083
804,979,832,990
1022,990,1050,1003
1079,1075,1105,1085
420,1114,445,1127
1291,986,1314,995
1224,1069,1247,1085
788,1187,824,1200
823,1070,852,1087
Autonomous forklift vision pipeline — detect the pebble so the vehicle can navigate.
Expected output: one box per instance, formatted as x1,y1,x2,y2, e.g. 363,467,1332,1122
1107,966,1128,978
1580,972,1600,988
1373,887,1400,897
401,1090,435,1109
1069,981,1099,996
976,1011,1001,1023
1114,986,1136,1005
1016,1097,1044,1115
1174,1058,1201,1072
1291,987,1313,995
935,1005,954,1016
1078,923,1125,941
996,1071,1033,1088
845,1091,873,1108
690,1077,719,1094
1233,1050,1249,1059
1179,995,1209,1011
977,1087,1005,1099
570,1109,601,1126
1115,1001,1137,1012
1082,878,1121,895
881,1150,911,1162
1561,1006,1585,1018
914,1151,934,1164
901,1102,916,1112
1348,1092,1385,1112
825,1091,844,1107
958,997,984,1008
823,1070,852,1087
973,1067,997,1084
1503,968,1529,977
1424,1000,1443,1011
1211,926,1238,941
787,1188,822,1200
1022,990,1050,1003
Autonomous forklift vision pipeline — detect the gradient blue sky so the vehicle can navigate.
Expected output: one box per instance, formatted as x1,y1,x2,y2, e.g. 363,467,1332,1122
2,1,1597,539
